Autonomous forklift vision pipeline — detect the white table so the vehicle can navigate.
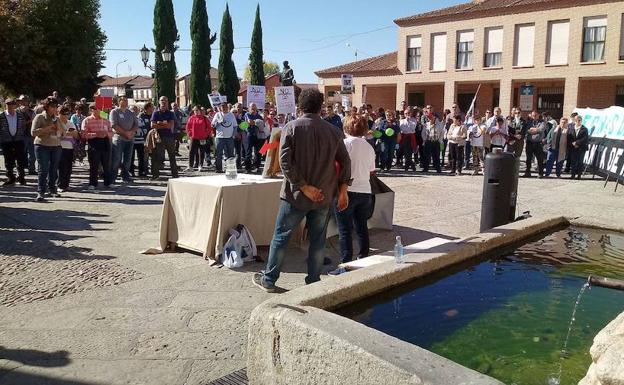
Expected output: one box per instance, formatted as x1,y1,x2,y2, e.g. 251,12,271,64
158,175,283,263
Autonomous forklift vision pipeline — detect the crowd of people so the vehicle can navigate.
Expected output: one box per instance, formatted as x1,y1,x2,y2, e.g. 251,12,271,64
0,89,590,203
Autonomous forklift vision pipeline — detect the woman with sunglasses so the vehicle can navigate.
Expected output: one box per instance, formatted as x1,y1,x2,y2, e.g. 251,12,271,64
31,97,64,201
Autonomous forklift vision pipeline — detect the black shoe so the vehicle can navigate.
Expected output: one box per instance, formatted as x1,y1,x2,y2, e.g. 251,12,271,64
323,257,332,266
252,273,276,293
2,179,16,186
216,170,225,174
18,178,26,185
28,170,37,175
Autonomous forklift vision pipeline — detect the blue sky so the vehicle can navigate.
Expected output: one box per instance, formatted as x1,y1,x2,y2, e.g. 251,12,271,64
99,0,464,83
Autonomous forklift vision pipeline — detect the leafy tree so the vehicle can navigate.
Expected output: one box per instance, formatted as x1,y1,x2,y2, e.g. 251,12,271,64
244,61,280,82
189,0,217,108
217,4,239,104
0,0,106,99
248,4,264,86
153,0,179,103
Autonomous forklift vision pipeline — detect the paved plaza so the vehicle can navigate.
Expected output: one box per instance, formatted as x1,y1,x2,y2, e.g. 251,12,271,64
0,160,623,385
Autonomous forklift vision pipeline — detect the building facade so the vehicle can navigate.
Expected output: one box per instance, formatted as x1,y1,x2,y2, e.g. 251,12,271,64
316,0,624,118
176,68,219,107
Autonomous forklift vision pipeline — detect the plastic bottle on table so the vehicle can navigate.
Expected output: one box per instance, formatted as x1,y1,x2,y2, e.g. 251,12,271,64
394,236,404,264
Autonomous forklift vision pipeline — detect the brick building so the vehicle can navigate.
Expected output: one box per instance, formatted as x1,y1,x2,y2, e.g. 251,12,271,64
316,0,624,118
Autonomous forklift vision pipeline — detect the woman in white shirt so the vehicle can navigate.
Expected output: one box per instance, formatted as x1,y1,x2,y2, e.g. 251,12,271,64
446,114,467,175
57,106,78,192
334,115,376,265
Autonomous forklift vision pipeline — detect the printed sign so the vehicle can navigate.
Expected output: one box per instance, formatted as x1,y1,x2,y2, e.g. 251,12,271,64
95,96,113,111
341,74,354,94
209,93,225,108
519,85,534,112
274,86,296,115
247,85,266,108
341,95,352,109
575,106,624,183
99,88,114,98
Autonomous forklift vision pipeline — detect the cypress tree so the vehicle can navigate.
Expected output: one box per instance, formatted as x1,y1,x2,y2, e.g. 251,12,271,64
217,4,239,104
153,0,178,103
189,0,217,107
248,4,264,86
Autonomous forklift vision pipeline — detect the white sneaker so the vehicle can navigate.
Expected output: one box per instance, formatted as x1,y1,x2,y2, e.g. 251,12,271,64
197,167,203,172
183,167,194,173
58,188,65,193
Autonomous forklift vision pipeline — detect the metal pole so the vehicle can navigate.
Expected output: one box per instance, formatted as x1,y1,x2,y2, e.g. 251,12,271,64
115,59,128,97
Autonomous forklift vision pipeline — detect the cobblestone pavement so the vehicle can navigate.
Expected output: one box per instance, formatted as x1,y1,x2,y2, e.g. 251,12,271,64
0,154,623,385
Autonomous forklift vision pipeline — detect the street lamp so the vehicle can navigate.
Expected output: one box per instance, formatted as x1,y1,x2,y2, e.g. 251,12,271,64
140,44,173,71
346,43,359,62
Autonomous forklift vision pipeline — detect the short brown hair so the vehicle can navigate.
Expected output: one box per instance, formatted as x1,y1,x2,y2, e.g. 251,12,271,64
343,116,368,137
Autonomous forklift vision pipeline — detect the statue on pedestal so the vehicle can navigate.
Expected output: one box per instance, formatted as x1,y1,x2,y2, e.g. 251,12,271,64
280,61,294,87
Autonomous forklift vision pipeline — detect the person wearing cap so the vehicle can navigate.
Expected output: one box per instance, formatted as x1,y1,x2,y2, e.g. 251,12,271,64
0,98,28,186
31,97,64,201
17,95,37,174
82,103,113,189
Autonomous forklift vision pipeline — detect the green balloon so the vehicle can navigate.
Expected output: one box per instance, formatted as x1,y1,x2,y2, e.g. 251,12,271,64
385,128,395,137
239,121,249,131
373,130,382,139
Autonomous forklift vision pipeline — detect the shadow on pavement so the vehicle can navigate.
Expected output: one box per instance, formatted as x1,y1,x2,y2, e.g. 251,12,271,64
0,371,100,385
0,346,70,368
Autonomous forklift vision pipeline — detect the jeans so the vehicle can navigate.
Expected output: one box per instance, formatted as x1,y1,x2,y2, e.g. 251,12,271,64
112,138,134,182
545,148,564,177
88,145,111,187
24,136,36,172
400,134,415,169
152,136,178,178
58,148,74,189
423,141,441,172
464,142,472,167
448,143,464,173
130,143,148,176
1,141,26,181
569,148,586,179
189,139,210,168
234,136,244,169
215,137,235,172
335,192,372,263
34,145,61,194
380,139,396,170
262,200,330,287
245,135,263,171
525,141,545,176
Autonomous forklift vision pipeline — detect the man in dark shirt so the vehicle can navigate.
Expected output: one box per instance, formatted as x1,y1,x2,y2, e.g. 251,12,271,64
243,103,263,173
506,107,527,157
150,96,178,180
253,89,351,292
324,104,343,130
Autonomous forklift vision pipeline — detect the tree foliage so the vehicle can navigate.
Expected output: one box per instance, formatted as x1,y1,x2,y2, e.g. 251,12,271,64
217,4,239,104
244,61,280,82
248,4,264,86
189,0,217,108
0,0,106,99
153,0,179,103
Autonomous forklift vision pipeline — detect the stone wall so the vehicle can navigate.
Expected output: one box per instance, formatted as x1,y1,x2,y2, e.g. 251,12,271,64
579,311,624,385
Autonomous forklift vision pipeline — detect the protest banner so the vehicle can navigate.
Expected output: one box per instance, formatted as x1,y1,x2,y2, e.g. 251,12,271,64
574,106,624,184
99,88,114,98
209,93,225,108
247,85,266,108
274,86,296,115
341,74,354,94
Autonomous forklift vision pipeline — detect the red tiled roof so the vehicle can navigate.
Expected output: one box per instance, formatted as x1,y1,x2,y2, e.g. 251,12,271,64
131,77,155,89
315,52,400,78
394,0,620,26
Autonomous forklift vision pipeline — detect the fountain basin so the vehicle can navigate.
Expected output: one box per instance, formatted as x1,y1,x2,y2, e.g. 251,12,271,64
246,216,624,385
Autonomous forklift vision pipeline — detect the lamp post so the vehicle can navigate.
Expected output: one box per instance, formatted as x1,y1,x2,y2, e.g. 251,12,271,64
115,59,128,97
346,43,359,62
140,44,172,71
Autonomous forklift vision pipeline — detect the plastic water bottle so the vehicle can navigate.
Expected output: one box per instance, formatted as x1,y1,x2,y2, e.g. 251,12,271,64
394,236,404,264
225,158,237,180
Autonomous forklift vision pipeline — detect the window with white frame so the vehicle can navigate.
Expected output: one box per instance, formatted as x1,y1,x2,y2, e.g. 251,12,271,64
456,30,474,69
484,27,503,67
431,33,447,71
583,16,607,62
513,23,535,67
547,20,570,65
407,35,422,71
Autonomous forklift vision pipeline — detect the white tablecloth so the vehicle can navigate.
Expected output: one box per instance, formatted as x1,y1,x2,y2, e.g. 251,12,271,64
158,175,283,263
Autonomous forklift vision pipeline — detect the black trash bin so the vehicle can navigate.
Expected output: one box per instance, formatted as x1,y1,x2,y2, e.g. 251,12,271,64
480,148,519,232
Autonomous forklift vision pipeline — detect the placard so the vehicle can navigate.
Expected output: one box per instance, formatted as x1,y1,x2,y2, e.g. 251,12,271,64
95,96,113,111
99,88,114,98
341,95,351,109
209,93,225,108
519,85,534,112
247,85,266,108
274,86,296,115
341,74,354,94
